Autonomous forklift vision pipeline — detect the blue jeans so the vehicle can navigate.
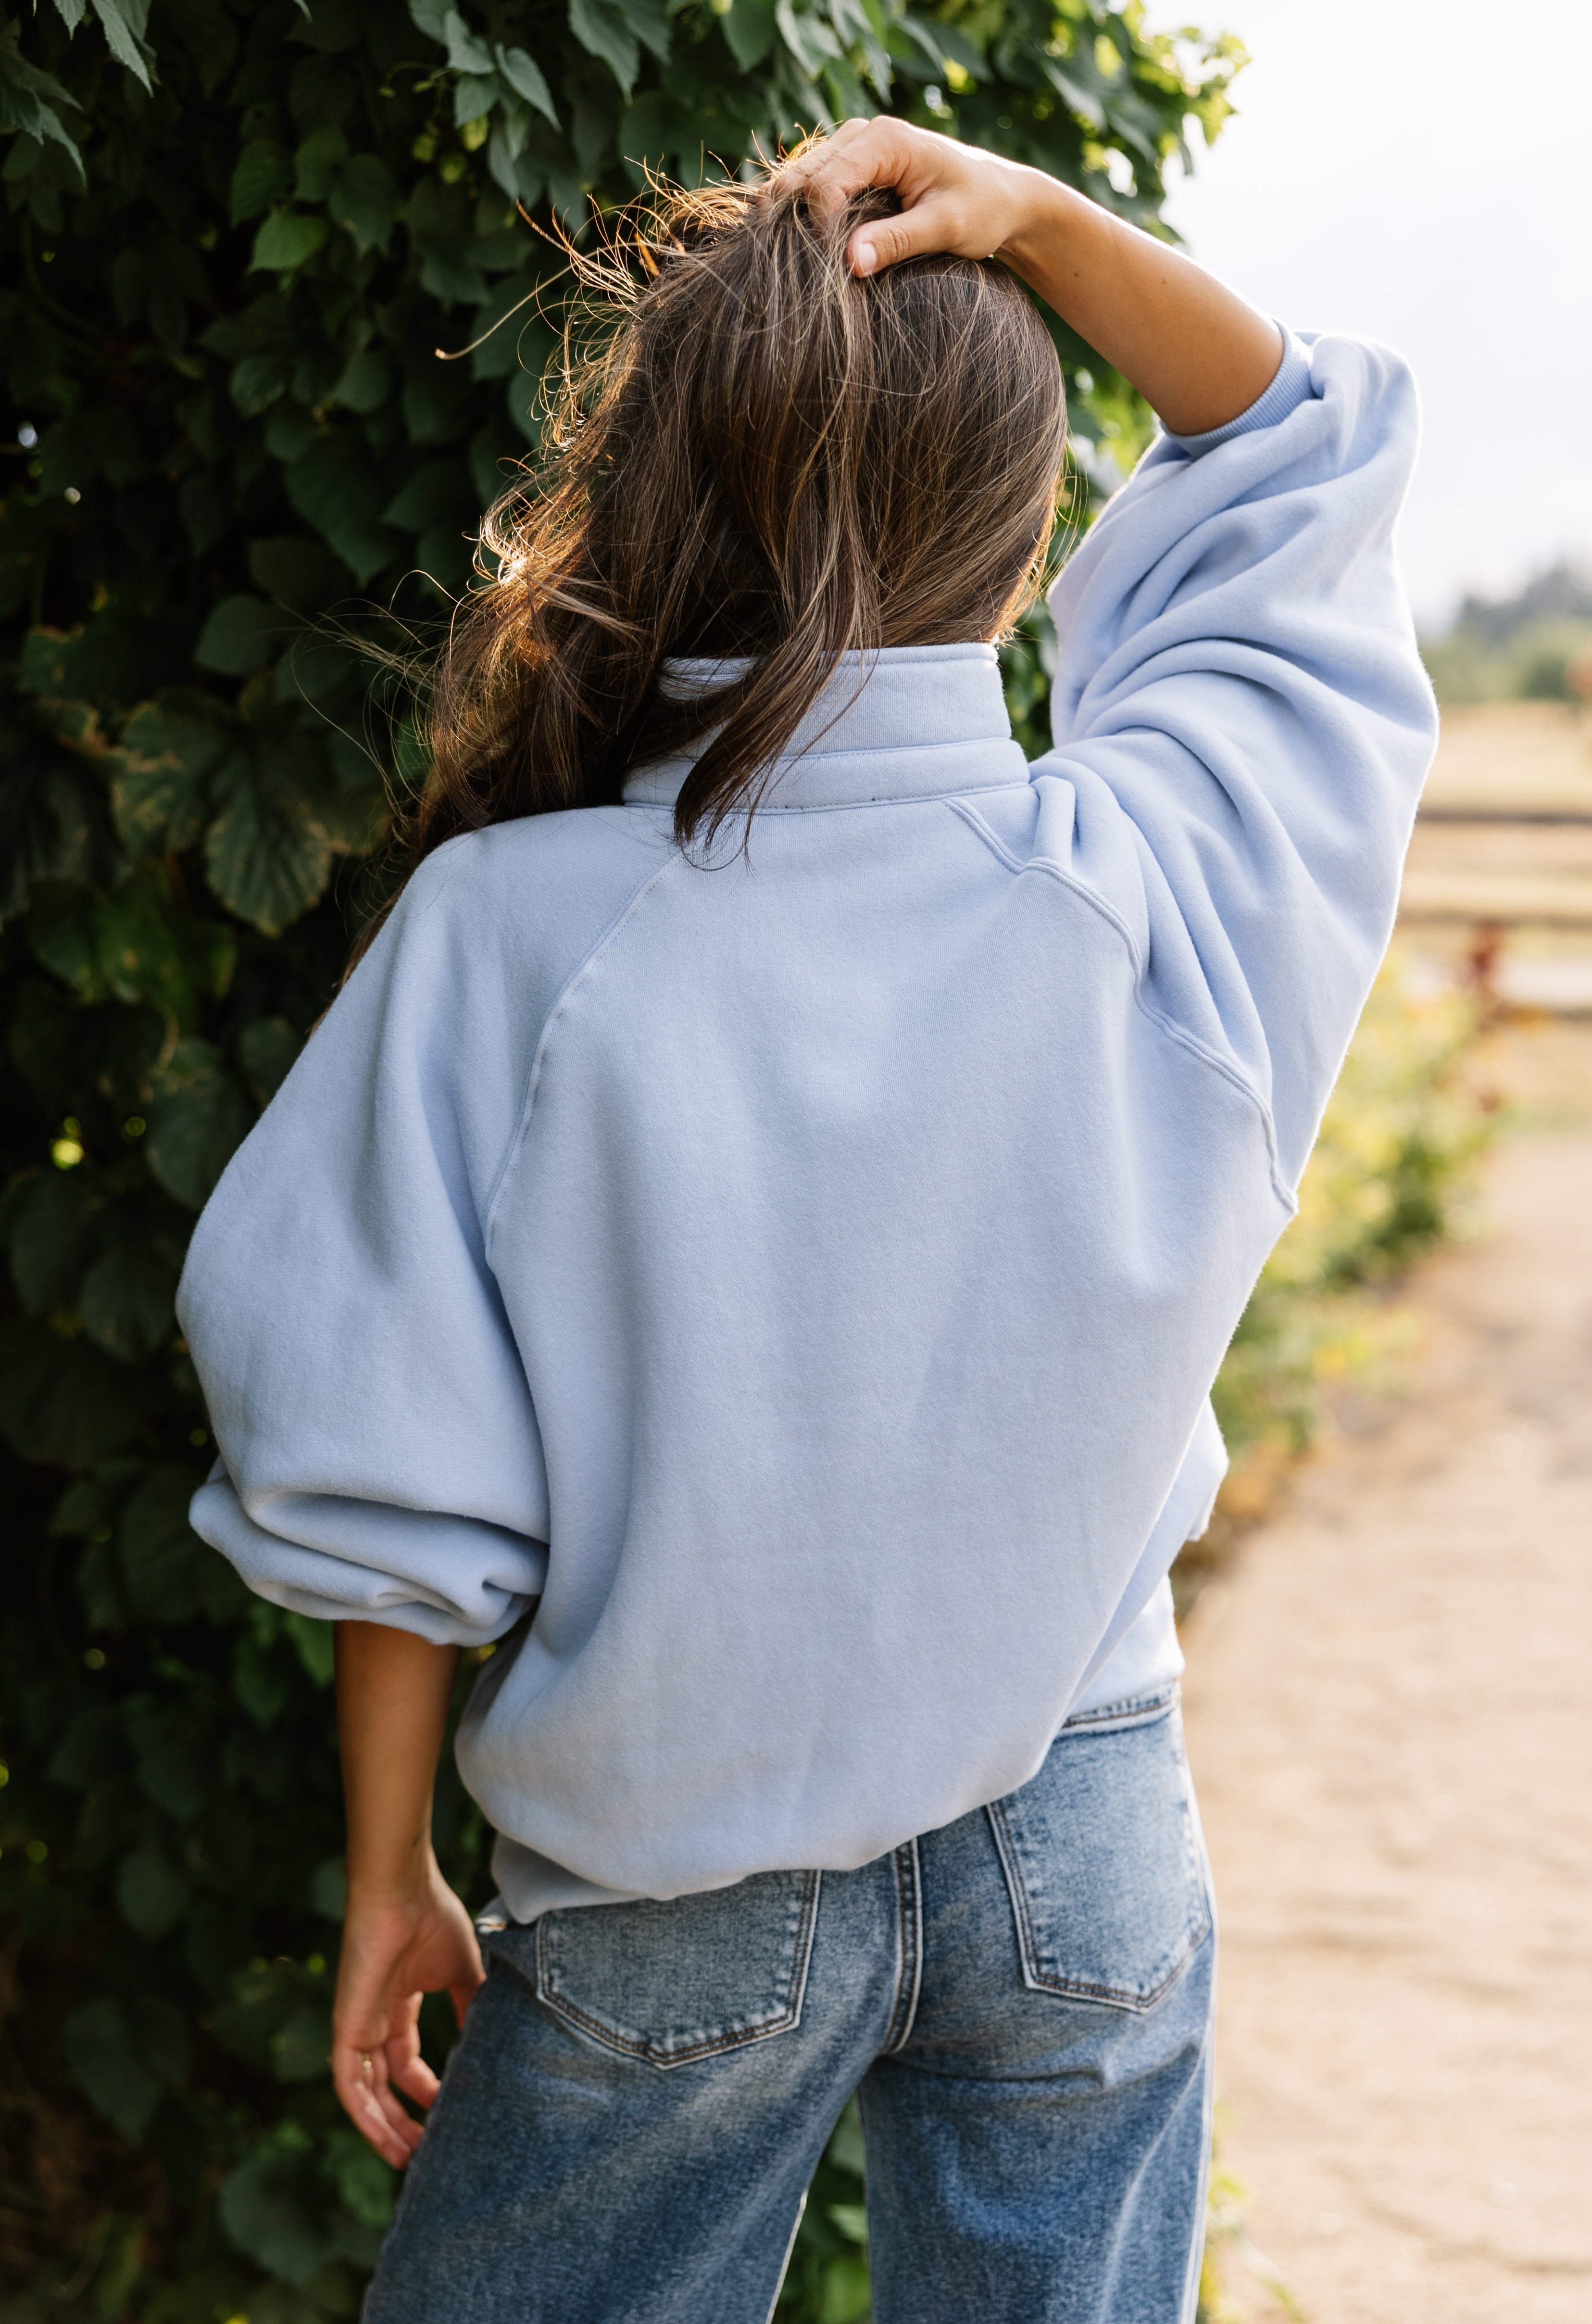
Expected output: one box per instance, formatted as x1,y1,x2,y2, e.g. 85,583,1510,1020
364,1687,1215,2324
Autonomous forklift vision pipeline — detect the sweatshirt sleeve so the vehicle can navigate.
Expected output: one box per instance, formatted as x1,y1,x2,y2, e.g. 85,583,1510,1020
1032,329,1438,1193
176,842,551,1646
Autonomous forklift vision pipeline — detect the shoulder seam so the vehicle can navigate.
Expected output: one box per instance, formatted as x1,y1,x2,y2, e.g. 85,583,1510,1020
482,854,681,1259
946,799,1297,1215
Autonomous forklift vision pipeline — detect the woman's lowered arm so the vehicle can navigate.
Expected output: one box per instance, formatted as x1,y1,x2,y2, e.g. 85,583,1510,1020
779,119,1282,439
330,1620,485,2165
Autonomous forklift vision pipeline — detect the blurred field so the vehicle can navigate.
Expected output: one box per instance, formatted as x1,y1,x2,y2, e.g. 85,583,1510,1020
1184,712,1592,2321
1401,704,1592,1012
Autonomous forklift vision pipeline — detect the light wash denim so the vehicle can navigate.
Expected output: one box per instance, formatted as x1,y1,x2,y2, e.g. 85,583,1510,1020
363,1688,1215,2324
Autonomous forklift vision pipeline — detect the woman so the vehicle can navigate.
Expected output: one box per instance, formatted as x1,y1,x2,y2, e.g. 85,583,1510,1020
179,120,1434,2322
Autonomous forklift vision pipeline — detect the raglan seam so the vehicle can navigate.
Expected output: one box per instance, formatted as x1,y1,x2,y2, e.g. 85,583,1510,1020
482,854,683,1260
946,798,1298,1215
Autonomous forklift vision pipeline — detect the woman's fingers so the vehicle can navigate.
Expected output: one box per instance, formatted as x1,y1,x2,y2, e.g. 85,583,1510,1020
776,118,1019,277
850,193,967,276
331,2035,425,2167
386,2011,443,2109
780,116,930,226
449,1969,485,2028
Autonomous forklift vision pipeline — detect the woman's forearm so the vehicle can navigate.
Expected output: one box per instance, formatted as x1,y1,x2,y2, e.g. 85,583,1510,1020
1000,178,1282,439
330,1621,483,2164
335,1619,459,1897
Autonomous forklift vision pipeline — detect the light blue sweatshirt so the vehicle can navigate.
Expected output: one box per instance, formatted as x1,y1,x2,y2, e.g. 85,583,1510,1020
179,329,1435,1918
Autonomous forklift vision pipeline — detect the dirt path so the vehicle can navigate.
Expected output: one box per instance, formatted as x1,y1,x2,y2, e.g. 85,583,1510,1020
1182,1020,1592,2324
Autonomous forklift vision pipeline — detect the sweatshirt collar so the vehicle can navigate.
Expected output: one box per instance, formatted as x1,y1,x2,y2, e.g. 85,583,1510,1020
621,644,1027,811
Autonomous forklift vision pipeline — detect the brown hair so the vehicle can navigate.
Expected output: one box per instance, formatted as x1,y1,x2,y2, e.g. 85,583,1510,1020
394,152,1067,884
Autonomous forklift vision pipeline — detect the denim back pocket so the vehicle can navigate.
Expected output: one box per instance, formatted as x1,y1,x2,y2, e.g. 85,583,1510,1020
531,1869,822,2070
986,1691,1210,2012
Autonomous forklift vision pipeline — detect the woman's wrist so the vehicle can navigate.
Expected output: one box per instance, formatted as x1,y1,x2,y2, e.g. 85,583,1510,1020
998,172,1089,285
998,170,1281,437
344,1833,445,1913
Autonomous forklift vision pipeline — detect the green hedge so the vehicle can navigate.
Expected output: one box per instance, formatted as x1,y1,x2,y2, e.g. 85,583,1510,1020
0,3,1248,2315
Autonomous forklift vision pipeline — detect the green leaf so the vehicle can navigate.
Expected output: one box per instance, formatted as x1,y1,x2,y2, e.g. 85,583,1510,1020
324,2126,397,2227
7,1171,99,1315
108,694,234,857
89,0,155,92
452,70,498,129
327,151,398,256
144,1038,251,1208
194,593,284,676
247,537,343,615
250,208,327,275
18,625,79,697
309,1856,348,1921
282,436,400,583
119,1461,246,1625
291,123,348,202
0,738,115,920
776,0,841,76
117,1841,191,1940
383,456,474,533
494,42,558,126
92,866,237,1025
218,2148,332,2286
205,749,334,936
62,1995,185,2145
125,1695,210,1818
568,0,639,93
0,1315,150,1465
229,138,292,225
46,1700,123,1788
466,276,549,382
80,1244,175,1362
237,1017,305,1106
441,7,493,73
271,1996,332,2081
284,1608,335,1687
329,344,392,412
723,0,776,71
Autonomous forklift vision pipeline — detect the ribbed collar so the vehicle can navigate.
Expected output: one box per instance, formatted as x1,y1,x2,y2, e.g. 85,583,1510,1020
621,643,1027,811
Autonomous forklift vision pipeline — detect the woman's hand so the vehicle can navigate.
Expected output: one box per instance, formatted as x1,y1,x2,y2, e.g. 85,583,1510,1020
331,1855,485,2166
780,116,1049,279
778,119,1284,438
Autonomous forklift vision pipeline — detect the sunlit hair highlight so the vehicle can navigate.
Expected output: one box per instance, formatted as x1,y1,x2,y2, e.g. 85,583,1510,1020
387,147,1068,901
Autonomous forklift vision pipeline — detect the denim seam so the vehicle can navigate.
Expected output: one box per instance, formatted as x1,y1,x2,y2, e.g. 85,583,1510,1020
946,795,1298,1216
765,2190,809,2324
532,1869,822,2069
882,1839,923,2055
985,1795,1212,2014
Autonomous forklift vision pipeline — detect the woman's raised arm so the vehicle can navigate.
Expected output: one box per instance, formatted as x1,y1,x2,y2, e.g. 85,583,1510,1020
778,119,1282,439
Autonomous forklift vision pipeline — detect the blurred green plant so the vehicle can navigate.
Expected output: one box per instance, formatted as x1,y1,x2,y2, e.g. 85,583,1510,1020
1199,949,1491,1557
0,1,1254,2315
1419,562,1592,706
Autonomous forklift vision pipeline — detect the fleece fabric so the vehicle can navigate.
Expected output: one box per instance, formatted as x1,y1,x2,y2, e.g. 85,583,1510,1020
179,327,1436,1916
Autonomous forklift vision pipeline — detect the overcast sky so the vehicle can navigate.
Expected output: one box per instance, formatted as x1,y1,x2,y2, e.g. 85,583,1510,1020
1152,0,1592,628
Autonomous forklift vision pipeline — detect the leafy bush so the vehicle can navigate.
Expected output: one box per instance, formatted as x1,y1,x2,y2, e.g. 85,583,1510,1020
0,1,1258,2314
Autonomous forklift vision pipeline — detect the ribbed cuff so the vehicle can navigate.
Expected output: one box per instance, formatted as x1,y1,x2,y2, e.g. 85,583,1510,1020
1162,326,1314,455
